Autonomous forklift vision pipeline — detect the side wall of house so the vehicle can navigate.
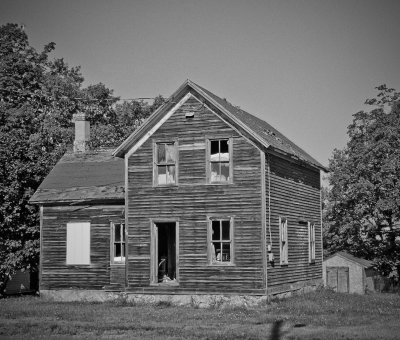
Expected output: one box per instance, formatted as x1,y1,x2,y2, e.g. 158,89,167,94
40,204,125,290
127,96,265,294
266,154,323,295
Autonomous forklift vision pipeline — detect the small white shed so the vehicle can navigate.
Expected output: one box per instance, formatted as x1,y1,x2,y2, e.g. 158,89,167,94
323,251,377,294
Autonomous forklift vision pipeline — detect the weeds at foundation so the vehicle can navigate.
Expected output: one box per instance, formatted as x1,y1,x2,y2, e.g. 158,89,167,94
154,300,172,308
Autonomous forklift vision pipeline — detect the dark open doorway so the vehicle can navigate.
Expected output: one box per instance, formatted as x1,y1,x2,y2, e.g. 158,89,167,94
151,222,178,285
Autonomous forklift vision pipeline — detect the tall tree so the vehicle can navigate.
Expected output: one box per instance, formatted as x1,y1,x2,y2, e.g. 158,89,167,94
0,24,164,294
325,85,400,281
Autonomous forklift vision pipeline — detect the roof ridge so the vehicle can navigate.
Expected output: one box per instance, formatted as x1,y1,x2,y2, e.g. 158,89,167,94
190,81,324,169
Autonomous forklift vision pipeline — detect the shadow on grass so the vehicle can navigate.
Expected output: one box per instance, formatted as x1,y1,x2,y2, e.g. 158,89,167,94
269,319,283,340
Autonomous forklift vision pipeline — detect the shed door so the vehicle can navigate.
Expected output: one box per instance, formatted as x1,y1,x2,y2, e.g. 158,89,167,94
327,267,349,293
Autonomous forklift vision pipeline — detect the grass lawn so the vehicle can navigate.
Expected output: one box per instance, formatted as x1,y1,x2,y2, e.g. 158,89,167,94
0,289,399,339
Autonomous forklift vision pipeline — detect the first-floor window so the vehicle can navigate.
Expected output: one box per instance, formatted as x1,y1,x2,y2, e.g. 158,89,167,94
279,217,288,265
111,222,126,263
209,218,233,264
66,222,90,265
308,222,316,263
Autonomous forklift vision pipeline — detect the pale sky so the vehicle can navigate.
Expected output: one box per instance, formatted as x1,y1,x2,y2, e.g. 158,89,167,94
1,0,399,167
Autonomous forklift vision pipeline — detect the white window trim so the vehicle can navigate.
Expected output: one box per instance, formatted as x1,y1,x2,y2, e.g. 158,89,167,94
153,140,178,186
207,217,234,266
111,221,126,265
308,222,316,263
279,217,288,265
66,222,90,265
206,137,233,184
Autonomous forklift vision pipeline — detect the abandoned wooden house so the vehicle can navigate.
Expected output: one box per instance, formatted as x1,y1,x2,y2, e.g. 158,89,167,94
30,80,325,299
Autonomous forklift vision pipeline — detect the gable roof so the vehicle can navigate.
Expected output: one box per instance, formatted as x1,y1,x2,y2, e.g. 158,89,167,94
29,149,124,204
113,80,326,171
325,251,374,268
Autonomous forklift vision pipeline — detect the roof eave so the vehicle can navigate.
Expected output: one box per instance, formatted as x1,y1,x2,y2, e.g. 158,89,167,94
112,80,193,158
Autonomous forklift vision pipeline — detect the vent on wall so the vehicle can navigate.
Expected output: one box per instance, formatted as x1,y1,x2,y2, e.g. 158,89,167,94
185,112,195,119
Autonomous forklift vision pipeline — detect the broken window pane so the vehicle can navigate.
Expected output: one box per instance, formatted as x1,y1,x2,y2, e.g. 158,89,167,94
210,140,219,157
210,162,220,182
222,243,230,262
212,220,220,240
115,224,121,242
158,165,167,185
220,139,229,154
165,143,175,163
222,221,230,240
220,162,230,181
167,165,176,184
157,143,166,163
115,243,121,258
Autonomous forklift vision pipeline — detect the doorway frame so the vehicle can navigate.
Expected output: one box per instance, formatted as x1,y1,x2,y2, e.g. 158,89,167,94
150,219,179,285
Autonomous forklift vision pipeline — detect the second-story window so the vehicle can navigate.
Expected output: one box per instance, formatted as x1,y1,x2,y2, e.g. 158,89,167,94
154,141,177,185
208,138,232,183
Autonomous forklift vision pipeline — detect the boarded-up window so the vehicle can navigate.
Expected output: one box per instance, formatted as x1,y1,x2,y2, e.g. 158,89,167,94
208,139,232,183
279,217,288,264
209,218,233,264
66,222,90,265
111,222,126,264
308,222,316,263
154,142,177,185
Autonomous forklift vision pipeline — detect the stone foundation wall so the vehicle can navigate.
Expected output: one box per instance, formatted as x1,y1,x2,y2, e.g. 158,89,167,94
40,284,319,308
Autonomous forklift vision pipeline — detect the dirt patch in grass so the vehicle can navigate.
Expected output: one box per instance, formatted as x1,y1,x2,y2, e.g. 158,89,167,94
0,289,399,339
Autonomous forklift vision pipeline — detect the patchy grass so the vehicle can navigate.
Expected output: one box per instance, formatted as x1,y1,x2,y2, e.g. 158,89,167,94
0,289,399,339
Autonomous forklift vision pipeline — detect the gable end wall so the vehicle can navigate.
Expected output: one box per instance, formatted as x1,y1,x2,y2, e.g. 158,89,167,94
126,96,265,294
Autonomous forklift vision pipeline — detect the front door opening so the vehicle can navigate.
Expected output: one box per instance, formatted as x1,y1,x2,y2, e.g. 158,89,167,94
155,222,177,284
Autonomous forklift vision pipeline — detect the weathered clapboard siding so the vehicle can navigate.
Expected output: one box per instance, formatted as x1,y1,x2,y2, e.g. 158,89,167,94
266,154,322,294
40,205,124,290
127,96,265,294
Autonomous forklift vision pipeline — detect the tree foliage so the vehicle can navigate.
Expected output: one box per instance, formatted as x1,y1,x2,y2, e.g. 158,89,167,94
0,23,164,294
324,85,400,281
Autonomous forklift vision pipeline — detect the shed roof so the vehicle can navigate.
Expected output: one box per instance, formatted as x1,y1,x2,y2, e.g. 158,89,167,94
29,149,124,204
326,251,374,268
113,80,326,171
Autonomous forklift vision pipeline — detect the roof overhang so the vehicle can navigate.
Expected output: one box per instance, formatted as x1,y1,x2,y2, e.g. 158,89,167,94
113,79,327,172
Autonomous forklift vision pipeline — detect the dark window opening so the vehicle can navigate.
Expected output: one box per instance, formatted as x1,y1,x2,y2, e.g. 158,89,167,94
211,219,232,263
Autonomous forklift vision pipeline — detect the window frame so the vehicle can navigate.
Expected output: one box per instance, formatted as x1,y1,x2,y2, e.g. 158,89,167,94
66,221,91,265
110,221,126,265
308,222,316,264
207,216,234,266
153,139,178,186
206,137,233,184
279,217,288,265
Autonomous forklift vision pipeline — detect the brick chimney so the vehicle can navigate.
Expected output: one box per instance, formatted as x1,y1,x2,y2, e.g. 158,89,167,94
73,112,90,153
